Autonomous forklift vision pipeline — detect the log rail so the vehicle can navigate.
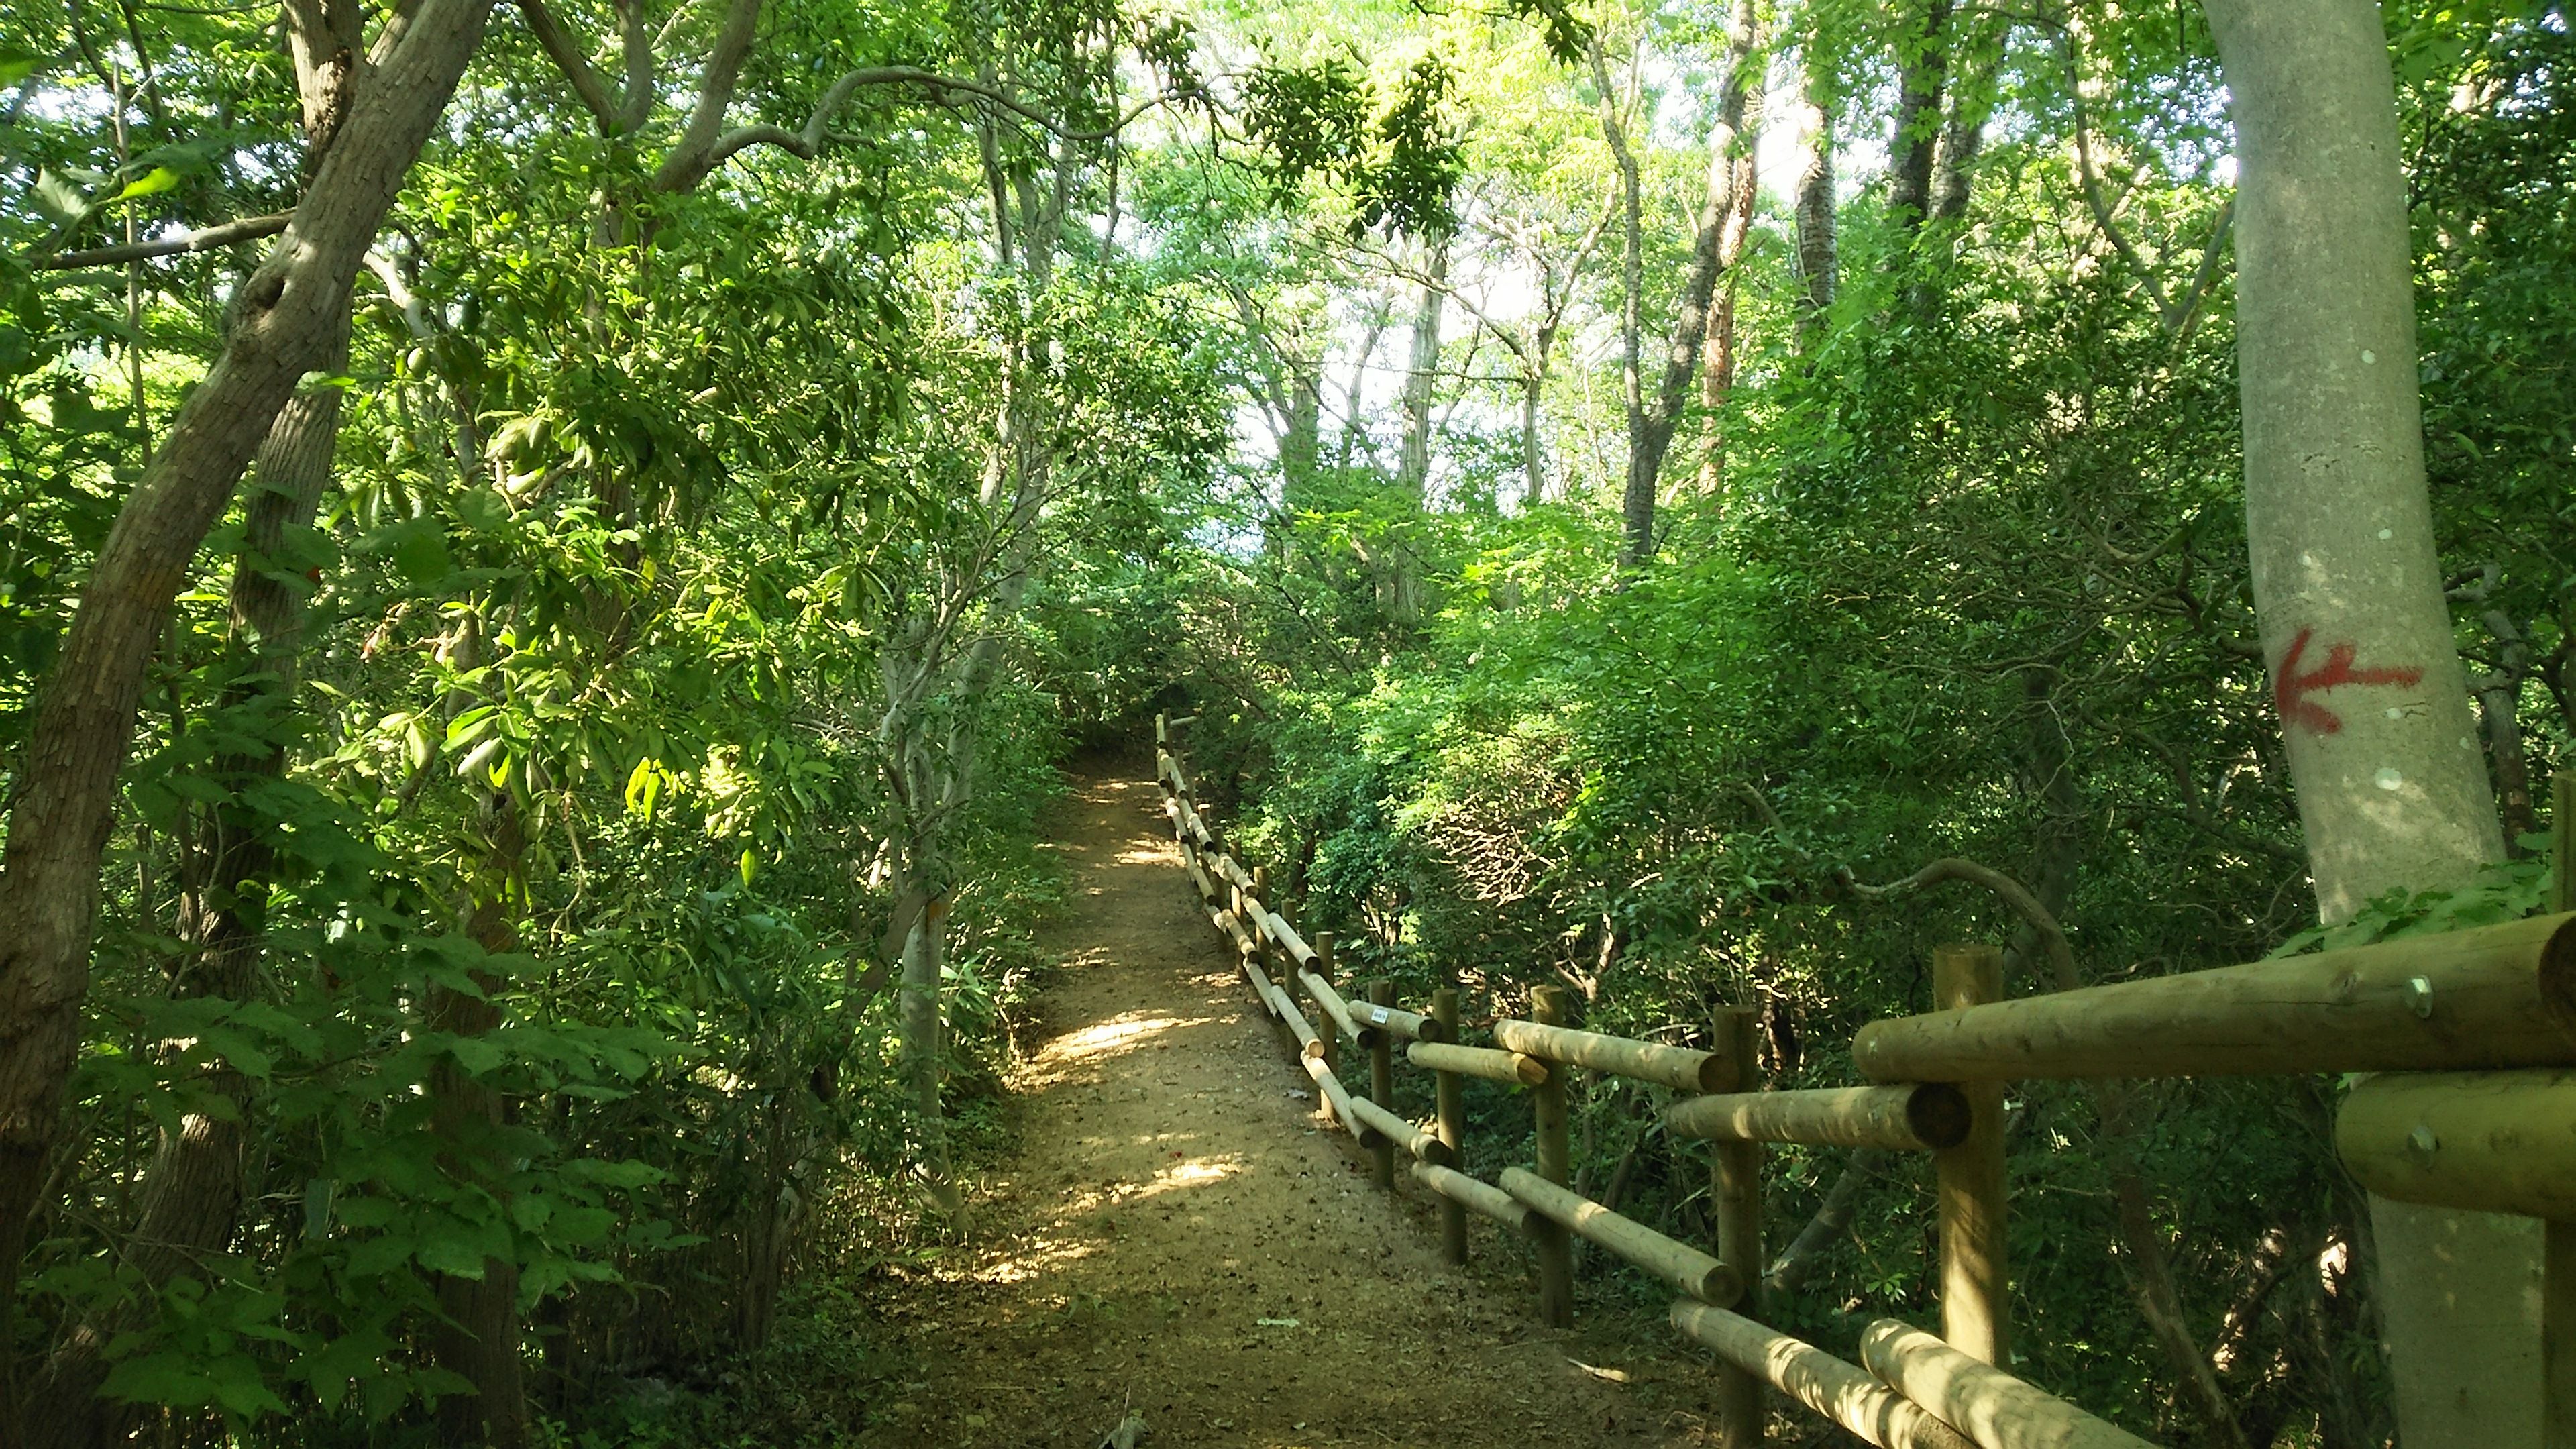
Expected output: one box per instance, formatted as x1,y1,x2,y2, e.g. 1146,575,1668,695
1150,716,2576,1449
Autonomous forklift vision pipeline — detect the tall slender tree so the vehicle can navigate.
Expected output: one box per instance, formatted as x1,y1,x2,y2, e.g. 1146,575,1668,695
2205,3,2530,1445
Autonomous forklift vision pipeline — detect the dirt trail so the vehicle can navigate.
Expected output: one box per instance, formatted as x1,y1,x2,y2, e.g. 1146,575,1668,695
855,769,1717,1448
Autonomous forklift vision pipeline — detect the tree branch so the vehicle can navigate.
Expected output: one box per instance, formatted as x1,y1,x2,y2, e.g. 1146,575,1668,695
1741,782,2255,1448
616,0,653,132
673,66,1175,189
651,0,765,192
35,211,292,269
512,0,619,134
1839,856,2081,993
2166,195,2235,341
1764,1150,1888,1296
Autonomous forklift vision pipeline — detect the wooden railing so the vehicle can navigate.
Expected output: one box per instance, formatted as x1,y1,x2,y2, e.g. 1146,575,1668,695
1152,714,2576,1449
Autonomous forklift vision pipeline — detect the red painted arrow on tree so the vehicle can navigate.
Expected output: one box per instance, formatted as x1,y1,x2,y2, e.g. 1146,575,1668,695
2273,627,2424,735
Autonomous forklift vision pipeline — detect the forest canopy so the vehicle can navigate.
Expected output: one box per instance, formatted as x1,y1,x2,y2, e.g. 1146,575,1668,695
0,0,2569,1443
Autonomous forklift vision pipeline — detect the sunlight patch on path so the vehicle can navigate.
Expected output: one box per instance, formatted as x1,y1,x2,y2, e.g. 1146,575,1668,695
1024,1012,1216,1087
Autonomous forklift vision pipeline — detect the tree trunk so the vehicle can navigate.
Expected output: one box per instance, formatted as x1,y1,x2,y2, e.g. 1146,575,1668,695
1589,36,1649,560
421,610,530,1449
1598,17,1758,568
1927,18,1996,229
1281,368,1322,520
1765,1151,1884,1296
1792,52,1838,352
25,301,355,1449
1521,369,1546,506
899,891,961,1213
430,881,530,1449
2476,611,2538,848
2204,5,2527,1446
1886,0,1953,233
1398,241,1446,503
0,0,497,1434
1697,0,1765,496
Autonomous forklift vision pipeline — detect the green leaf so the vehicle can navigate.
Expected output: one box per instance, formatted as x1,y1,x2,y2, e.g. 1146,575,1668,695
343,1234,414,1277
102,1356,221,1409
114,166,182,202
213,1368,291,1419
413,1233,489,1279
624,756,662,818
445,1035,504,1075
31,170,89,227
390,521,451,583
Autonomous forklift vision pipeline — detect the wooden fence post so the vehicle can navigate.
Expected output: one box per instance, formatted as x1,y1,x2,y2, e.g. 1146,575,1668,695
1433,987,1468,1263
1281,902,1306,1035
2548,773,2575,1449
1314,930,1340,1128
1263,885,1303,1059
1368,979,1398,1189
1251,864,1270,999
1932,944,2009,1366
1532,984,1576,1328
1712,1004,1765,1447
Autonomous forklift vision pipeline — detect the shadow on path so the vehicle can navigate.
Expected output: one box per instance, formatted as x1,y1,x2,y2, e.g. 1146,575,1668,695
854,769,1719,1448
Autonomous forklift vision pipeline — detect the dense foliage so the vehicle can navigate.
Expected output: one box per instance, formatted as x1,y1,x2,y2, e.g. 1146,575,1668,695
1,0,1224,1439
1163,3,2573,1447
0,0,2567,1444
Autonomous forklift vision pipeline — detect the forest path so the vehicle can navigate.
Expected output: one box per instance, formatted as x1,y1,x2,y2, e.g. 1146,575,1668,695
852,767,1715,1448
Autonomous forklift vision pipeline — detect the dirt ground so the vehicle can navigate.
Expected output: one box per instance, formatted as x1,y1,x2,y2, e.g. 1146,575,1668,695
852,769,1725,1449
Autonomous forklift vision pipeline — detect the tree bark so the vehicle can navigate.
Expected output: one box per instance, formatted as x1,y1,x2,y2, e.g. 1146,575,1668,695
2475,611,2538,848
898,892,961,1213
1521,368,1546,506
431,853,531,1449
2204,5,2527,1446
1765,1151,1884,1296
0,0,498,1434
1697,0,1765,496
1595,18,1758,567
1281,368,1322,520
1588,35,1649,559
1792,52,1837,352
1927,24,1994,229
1398,241,1446,503
1886,0,1953,233
25,302,356,1449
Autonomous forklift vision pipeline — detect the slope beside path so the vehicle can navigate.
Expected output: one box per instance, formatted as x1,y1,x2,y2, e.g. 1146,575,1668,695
851,768,1721,1448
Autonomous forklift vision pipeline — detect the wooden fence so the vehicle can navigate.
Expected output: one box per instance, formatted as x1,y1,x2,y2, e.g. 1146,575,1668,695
1152,714,2576,1449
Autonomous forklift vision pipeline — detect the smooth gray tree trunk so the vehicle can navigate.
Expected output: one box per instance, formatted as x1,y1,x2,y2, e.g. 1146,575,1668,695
1792,53,1837,351
1398,242,1446,503
2204,4,2530,1445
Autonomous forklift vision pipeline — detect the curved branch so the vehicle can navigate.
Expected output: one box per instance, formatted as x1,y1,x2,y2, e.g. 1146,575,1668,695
36,211,292,270
669,66,1175,192
1741,786,2249,1446
1734,786,2078,991
2166,195,2236,343
1764,1150,1888,1296
1838,857,2080,994
649,0,765,191
513,0,619,135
